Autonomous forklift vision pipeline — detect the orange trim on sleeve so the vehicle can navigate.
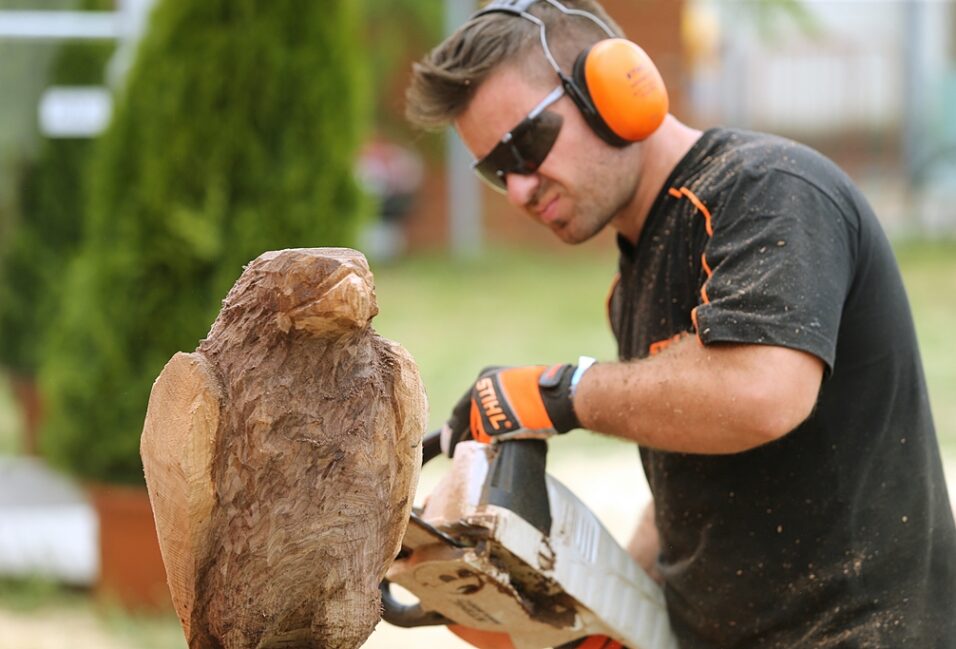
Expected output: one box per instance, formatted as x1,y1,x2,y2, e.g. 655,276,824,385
679,186,714,236
498,366,553,430
671,186,716,340
649,333,684,356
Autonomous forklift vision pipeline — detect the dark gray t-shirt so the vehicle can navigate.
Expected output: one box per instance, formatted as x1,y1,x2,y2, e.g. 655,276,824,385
608,128,956,648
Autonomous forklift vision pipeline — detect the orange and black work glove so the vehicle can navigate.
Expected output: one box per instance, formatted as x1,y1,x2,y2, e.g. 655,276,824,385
440,362,590,457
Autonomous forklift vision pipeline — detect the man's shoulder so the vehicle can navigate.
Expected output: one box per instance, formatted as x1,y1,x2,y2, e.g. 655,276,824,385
694,128,836,179
684,128,856,211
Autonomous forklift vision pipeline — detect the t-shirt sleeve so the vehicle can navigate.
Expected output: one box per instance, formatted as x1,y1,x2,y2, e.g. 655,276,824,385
692,169,856,371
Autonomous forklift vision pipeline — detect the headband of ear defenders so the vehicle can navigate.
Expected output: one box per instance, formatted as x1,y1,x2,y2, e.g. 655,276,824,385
472,0,615,38
468,0,669,147
472,0,539,18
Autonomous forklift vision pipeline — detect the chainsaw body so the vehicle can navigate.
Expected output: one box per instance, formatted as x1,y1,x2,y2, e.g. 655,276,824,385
383,439,677,649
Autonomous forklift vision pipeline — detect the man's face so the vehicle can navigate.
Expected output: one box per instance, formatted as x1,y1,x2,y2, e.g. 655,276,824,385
455,64,639,244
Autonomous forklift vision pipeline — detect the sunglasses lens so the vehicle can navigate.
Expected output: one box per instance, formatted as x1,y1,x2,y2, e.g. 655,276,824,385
512,111,562,170
474,153,508,191
473,111,563,192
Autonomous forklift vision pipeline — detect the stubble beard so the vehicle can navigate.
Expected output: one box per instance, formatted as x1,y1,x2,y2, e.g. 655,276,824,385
556,168,638,245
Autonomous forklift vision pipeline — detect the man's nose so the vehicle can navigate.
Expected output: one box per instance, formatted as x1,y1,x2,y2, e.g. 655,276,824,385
504,173,540,208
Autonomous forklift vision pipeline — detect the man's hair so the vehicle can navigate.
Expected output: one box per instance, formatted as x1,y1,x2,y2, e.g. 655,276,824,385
406,0,623,131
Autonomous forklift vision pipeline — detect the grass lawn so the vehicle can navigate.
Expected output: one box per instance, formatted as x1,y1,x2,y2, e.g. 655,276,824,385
894,239,956,455
0,577,187,649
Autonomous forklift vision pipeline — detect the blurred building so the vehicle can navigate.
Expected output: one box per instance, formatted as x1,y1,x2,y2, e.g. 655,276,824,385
395,0,956,254
684,0,956,234
3,1,952,254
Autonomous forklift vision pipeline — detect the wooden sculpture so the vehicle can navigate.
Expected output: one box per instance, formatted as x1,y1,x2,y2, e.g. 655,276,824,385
140,248,427,649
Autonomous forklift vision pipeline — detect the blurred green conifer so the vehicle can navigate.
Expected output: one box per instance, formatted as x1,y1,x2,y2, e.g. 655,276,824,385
0,1,113,376
39,0,369,483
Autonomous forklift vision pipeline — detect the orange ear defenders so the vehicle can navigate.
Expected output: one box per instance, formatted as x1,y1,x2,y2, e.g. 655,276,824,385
472,0,669,147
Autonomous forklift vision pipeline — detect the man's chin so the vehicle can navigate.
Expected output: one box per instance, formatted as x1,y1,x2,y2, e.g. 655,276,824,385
551,222,594,245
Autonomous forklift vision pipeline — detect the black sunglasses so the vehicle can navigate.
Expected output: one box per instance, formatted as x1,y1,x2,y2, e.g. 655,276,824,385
472,85,565,192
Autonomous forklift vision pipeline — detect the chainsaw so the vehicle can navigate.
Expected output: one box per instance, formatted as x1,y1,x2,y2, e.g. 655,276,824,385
380,431,677,649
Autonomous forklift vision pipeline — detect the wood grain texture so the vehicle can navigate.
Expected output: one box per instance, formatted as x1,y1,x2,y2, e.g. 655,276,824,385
141,248,426,649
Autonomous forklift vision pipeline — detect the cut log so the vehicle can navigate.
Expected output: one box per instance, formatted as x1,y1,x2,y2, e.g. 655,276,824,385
140,248,427,649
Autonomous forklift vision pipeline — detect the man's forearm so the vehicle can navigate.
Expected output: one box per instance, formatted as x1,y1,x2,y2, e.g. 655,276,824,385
573,337,824,454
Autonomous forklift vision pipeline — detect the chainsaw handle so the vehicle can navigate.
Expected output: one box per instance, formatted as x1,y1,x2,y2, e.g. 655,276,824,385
422,429,443,465
422,430,552,534
380,579,452,627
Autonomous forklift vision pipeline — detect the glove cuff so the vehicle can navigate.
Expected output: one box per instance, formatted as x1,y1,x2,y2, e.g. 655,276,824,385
538,363,581,434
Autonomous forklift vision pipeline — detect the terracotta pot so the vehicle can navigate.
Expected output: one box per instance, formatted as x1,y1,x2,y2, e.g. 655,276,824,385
88,483,172,611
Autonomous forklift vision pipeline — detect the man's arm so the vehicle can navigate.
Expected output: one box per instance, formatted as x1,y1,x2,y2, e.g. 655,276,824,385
574,337,825,454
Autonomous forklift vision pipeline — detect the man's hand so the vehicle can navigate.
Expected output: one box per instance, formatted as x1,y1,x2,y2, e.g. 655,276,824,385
441,363,587,457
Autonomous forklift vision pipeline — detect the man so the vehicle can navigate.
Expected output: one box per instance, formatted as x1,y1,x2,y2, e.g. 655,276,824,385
406,1,956,647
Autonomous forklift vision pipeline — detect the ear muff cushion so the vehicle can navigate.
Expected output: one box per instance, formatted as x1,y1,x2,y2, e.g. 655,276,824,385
580,39,669,142
569,50,630,148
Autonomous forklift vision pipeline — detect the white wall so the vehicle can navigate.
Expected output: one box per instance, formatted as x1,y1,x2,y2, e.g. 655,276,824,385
687,1,939,137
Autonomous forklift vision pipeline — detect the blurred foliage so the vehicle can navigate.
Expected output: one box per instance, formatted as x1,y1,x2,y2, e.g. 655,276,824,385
0,5,114,375
39,0,370,484
748,0,819,38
